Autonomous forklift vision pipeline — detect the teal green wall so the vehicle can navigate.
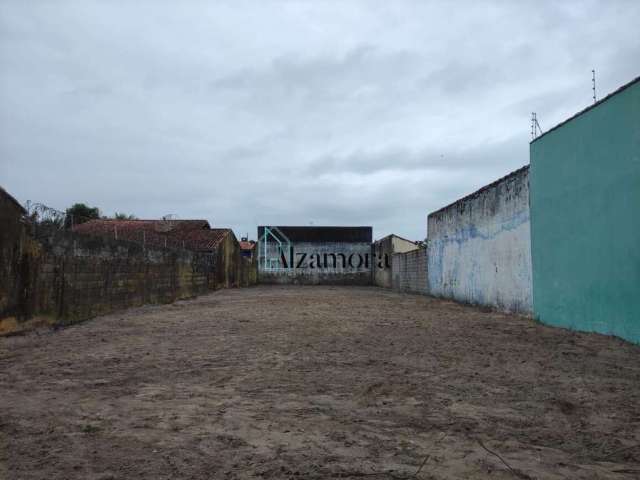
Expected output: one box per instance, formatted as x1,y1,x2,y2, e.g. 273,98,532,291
530,79,640,344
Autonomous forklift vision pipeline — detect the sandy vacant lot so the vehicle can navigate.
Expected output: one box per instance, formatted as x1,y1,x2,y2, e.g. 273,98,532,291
1,286,639,479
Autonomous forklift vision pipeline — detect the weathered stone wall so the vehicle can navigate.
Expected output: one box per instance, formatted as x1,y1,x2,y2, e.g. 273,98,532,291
391,248,428,295
1,226,215,334
240,256,258,287
427,166,532,314
0,189,31,332
373,236,393,288
215,233,257,288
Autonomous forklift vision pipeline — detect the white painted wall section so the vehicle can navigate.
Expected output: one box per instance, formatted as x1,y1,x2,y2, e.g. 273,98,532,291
427,166,532,314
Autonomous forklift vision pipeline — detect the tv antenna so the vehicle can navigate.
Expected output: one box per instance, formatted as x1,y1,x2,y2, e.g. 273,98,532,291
592,69,597,103
531,112,542,139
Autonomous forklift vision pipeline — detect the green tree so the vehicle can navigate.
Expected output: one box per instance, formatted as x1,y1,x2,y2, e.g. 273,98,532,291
114,212,137,220
415,238,428,249
64,203,100,228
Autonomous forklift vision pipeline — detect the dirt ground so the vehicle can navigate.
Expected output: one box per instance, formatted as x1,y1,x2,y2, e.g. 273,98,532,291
1,286,639,479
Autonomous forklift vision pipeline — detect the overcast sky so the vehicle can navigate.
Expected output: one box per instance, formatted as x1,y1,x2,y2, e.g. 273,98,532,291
1,1,638,240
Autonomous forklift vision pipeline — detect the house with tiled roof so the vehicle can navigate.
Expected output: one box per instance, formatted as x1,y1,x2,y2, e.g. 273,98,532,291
239,237,256,259
73,218,247,288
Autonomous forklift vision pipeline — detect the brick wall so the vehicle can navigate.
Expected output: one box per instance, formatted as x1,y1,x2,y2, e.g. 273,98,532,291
391,248,428,295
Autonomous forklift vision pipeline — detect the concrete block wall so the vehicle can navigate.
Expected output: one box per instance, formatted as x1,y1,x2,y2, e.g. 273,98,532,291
427,166,532,314
215,232,255,289
1,226,215,333
392,248,428,294
373,235,417,288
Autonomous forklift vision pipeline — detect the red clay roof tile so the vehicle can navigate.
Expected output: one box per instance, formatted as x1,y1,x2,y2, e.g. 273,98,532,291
239,241,255,251
72,219,232,252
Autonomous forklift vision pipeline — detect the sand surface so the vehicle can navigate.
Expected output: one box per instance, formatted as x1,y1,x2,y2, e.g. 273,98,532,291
2,285,639,479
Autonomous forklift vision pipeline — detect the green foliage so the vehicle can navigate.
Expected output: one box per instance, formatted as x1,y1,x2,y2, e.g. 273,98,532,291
64,203,100,228
415,238,428,248
39,216,65,229
114,212,137,220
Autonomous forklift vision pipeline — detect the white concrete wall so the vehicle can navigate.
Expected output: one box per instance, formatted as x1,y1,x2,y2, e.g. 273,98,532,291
392,236,418,254
427,166,532,314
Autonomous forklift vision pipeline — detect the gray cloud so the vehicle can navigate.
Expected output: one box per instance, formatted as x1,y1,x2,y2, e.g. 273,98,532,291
306,136,524,176
1,0,639,240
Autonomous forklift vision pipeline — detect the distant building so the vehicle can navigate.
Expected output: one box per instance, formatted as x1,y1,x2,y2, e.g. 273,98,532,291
239,237,256,259
257,226,372,285
372,234,418,288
